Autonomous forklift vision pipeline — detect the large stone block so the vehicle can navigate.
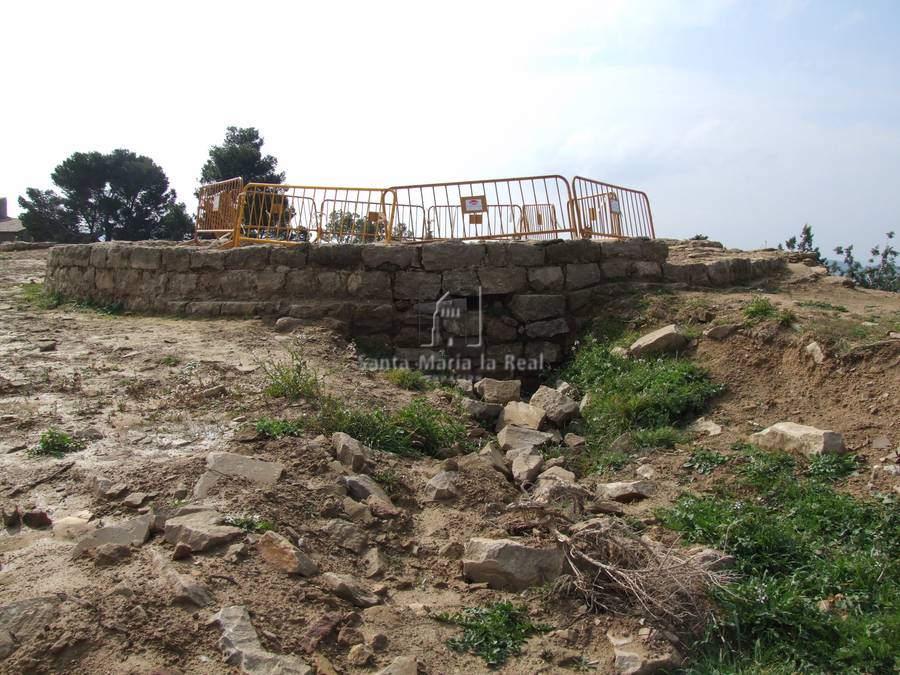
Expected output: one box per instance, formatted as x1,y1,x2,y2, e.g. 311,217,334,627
421,241,485,271
285,269,320,295
130,246,162,270
462,538,563,591
545,239,604,264
225,245,270,270
477,267,527,295
347,270,392,297
602,239,668,262
190,250,226,271
167,273,198,298
565,263,602,289
525,341,563,363
484,316,519,342
309,244,364,268
508,294,565,321
600,257,632,279
443,268,480,295
361,245,415,270
89,246,108,269
394,270,441,300
162,247,192,272
315,270,350,298
525,318,569,338
254,270,286,296
270,244,309,269
504,242,546,266
705,260,732,286
528,266,564,291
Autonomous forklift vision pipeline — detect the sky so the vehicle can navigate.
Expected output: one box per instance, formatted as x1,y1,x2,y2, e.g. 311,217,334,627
3,0,899,254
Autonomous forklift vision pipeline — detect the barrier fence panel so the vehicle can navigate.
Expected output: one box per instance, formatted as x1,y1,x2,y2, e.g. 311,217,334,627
385,175,579,241
234,184,397,245
571,176,655,239
195,177,243,239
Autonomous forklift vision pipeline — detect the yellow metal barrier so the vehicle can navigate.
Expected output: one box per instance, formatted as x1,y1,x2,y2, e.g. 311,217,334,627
384,175,580,241
195,177,243,239
233,184,397,246
571,176,655,239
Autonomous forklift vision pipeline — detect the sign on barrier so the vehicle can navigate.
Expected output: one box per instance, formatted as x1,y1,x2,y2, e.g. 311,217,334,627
571,176,654,239
195,177,244,239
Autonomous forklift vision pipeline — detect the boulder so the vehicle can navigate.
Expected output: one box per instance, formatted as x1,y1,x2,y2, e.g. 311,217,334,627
688,417,722,437
90,542,132,566
564,433,586,449
151,551,212,607
479,441,511,477
536,466,576,483
751,422,846,455
163,510,244,552
375,656,419,675
628,325,688,358
274,316,305,333
194,451,284,498
331,433,371,472
342,474,391,504
529,386,580,426
496,401,546,431
556,381,578,398
511,452,544,484
323,519,368,554
805,341,825,364
703,323,739,340
256,531,319,576
462,538,564,591
496,425,554,454
473,378,521,404
320,573,382,607
424,471,459,500
72,514,152,558
211,605,312,674
52,516,94,541
596,480,656,503
461,398,504,422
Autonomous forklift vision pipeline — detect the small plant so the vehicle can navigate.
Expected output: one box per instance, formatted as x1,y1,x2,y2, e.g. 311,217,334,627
371,469,399,489
223,513,274,533
742,296,794,326
690,234,709,240
683,447,729,474
437,602,551,666
593,450,631,475
631,426,685,449
806,452,859,482
19,282,64,309
261,349,320,401
382,368,434,391
797,300,848,313
160,355,180,367
27,428,86,458
255,418,304,439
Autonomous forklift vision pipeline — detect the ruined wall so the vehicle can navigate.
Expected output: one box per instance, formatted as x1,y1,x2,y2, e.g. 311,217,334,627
45,239,785,375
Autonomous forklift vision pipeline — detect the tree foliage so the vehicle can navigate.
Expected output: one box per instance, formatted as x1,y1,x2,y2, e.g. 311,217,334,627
782,223,826,266
199,127,285,187
18,149,191,242
833,231,898,292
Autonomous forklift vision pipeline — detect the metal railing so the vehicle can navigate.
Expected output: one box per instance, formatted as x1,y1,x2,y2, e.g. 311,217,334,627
571,176,655,239
195,177,243,239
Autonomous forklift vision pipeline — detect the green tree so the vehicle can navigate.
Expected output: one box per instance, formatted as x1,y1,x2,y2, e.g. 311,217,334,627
834,231,898,292
18,149,190,242
782,223,826,266
199,126,285,187
17,188,81,242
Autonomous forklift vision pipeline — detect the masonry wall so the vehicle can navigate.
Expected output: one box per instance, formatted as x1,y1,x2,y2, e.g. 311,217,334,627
45,239,785,375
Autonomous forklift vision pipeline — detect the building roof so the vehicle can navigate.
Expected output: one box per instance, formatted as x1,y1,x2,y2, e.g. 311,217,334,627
0,217,24,233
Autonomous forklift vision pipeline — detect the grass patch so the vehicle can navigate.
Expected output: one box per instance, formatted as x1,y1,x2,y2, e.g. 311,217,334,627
559,325,722,473
371,469,399,490
657,445,900,672
683,447,729,474
255,418,304,439
805,313,900,355
437,602,551,667
382,368,435,391
261,350,320,401
797,300,848,313
593,450,631,475
743,296,795,326
27,428,86,458
806,452,859,482
18,282,64,309
223,513,274,533
160,355,180,367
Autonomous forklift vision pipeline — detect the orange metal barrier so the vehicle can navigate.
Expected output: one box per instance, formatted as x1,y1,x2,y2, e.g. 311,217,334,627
385,175,579,241
195,177,243,239
233,184,397,245
571,176,654,239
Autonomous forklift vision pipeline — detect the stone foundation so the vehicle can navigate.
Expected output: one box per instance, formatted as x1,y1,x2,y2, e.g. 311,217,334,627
45,239,786,376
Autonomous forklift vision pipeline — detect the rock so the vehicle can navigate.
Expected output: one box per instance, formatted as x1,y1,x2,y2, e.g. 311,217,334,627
687,545,736,571
52,516,93,540
0,596,60,660
72,514,152,558
149,551,213,607
439,541,464,559
462,538,564,591
556,381,578,398
610,346,629,358
579,392,594,414
751,422,846,456
320,573,382,607
424,471,459,500
374,656,419,675
297,612,343,654
511,452,544,484
331,433,371,472
342,474,391,504
172,542,192,560
194,451,284,499
274,316,305,333
35,339,57,352
323,519,368,554
1,505,21,528
564,433,586,449
805,341,825,364
613,647,681,675
635,465,656,480
529,386,580,426
21,510,52,529
628,324,688,358
347,644,373,667
537,466,576,483
363,547,388,578
496,401,546,431
256,531,319,576
703,324,739,339
122,492,154,508
89,476,129,500
596,480,656,502
461,398,503,422
200,384,227,398
496,425,554,454
473,378,521,404
90,542,132,566
343,497,374,525
688,417,722,437
163,510,243,552
532,466,579,501
479,441,511,477
211,605,312,674
365,495,403,519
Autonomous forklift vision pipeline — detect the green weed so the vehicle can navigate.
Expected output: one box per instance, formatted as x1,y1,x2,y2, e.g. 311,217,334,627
18,282,64,309
593,451,631,475
797,300,848,313
160,355,180,367
382,368,435,391
27,428,86,458
223,513,274,533
684,448,729,474
261,350,320,401
437,602,551,666
743,296,795,326
255,418,304,439
806,452,859,482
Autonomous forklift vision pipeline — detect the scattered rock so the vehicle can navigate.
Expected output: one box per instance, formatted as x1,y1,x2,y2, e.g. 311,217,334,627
804,341,826,364
52,516,93,540
564,433,586,449
331,433,371,472
363,547,388,578
256,531,319,576
511,452,544,484
374,656,419,675
323,519,368,554
424,471,459,500
171,542,192,560
462,538,564,591
1,506,21,529
703,324,739,339
72,514,152,558
688,417,722,437
687,545,736,571
163,510,244,552
613,646,682,675
479,441,511,477
320,573,382,607
342,474,391,504
461,398,503,422
496,425,554,454
579,392,594,414
496,401,546,431
0,596,60,660
474,378,521,404
35,340,57,352
751,422,846,455
89,542,132,566
89,477,129,500
200,384,227,398
274,316,305,333
596,480,656,503
122,492,154,509
347,643,373,667
536,466,576,483
556,381,578,398
439,541,464,559
150,551,213,606
635,465,656,480
529,385,580,426
21,510,52,529
297,612,343,654
628,324,688,358
211,605,312,674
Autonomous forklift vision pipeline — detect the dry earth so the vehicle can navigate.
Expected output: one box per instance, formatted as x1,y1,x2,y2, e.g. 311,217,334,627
0,248,898,674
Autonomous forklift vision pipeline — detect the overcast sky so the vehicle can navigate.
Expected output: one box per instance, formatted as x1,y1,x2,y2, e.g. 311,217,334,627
3,0,898,254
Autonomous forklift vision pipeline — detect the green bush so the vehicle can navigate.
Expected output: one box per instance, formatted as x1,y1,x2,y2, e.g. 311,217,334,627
223,513,274,533
261,350,320,400
683,447,729,474
743,296,794,326
382,368,434,391
28,428,86,458
255,418,304,439
437,602,551,666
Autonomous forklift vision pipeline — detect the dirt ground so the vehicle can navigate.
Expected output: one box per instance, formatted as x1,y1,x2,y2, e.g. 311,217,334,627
0,249,898,674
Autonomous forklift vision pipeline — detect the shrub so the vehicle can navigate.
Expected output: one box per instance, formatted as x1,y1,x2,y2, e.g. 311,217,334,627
382,368,434,391
806,452,859,482
255,418,304,439
28,428,85,458
683,448,729,474
261,350,319,400
437,602,551,666
743,296,794,326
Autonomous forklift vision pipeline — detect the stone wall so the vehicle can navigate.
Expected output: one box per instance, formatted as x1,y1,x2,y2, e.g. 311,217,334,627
45,239,785,376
